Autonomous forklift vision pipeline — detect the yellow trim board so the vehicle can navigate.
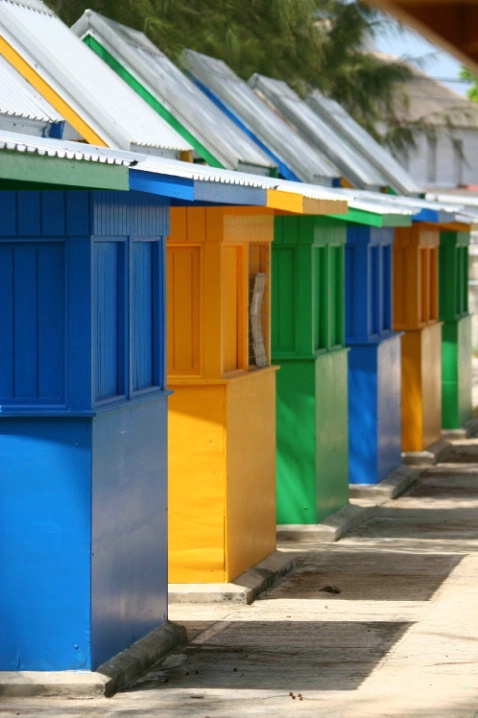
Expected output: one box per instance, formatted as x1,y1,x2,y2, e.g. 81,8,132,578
303,196,348,215
267,189,348,215
0,36,108,147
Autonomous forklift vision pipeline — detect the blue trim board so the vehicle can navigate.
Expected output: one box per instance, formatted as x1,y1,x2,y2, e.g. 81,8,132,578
189,76,303,182
130,169,195,201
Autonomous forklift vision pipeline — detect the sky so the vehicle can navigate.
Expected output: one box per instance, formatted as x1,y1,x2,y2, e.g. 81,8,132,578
371,13,472,97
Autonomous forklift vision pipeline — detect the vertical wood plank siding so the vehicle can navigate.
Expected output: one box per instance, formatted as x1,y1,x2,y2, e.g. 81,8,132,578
0,190,169,411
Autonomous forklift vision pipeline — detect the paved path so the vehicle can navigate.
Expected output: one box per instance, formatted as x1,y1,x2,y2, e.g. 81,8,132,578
3,446,478,717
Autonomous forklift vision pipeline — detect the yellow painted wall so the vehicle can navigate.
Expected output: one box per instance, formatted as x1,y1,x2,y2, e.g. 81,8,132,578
401,323,442,452
393,225,439,330
226,368,277,581
168,384,227,583
167,206,276,583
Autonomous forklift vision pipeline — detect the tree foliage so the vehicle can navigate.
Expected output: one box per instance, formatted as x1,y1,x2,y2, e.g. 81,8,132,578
459,67,478,103
46,0,415,146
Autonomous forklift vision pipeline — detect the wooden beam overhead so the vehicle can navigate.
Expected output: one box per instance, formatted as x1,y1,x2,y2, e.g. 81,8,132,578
365,0,478,73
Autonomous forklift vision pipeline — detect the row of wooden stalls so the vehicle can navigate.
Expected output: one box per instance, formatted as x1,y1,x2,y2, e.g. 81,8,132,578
67,8,474,525
0,0,474,676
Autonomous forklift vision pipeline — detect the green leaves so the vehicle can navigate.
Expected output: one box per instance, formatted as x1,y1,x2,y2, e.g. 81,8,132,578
459,67,478,102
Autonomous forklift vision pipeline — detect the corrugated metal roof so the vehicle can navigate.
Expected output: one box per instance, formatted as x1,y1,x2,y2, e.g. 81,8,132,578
306,91,422,196
136,155,346,195
0,0,193,156
71,11,276,175
426,190,478,208
339,188,462,223
181,49,341,186
0,53,63,128
249,74,389,191
0,128,139,165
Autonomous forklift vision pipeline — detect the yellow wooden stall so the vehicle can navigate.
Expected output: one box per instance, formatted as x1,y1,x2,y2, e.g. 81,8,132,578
393,224,442,452
167,206,277,583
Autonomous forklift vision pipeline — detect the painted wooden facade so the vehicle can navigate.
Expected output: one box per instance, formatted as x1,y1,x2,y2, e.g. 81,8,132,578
346,224,403,484
393,224,442,452
0,189,169,671
439,230,472,428
167,206,277,583
272,215,349,523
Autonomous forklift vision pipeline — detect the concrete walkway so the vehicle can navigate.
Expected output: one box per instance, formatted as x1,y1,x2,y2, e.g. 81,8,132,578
3,446,478,716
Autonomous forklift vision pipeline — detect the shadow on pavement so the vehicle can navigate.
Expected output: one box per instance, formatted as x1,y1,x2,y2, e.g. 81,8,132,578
124,620,413,693
260,551,463,601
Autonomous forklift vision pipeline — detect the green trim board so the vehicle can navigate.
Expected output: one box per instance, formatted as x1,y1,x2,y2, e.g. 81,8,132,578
83,35,224,169
0,150,128,190
329,208,412,228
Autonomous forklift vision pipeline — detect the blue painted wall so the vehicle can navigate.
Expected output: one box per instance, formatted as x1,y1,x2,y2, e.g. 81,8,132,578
0,418,92,670
91,400,168,668
348,335,402,484
346,225,402,485
0,190,170,671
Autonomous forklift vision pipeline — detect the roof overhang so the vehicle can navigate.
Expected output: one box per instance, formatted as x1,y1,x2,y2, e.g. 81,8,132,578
130,163,349,214
0,150,128,190
0,131,132,189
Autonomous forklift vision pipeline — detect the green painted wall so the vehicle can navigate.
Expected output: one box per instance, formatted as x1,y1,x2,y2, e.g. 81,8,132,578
442,315,473,429
439,231,471,429
273,215,349,524
439,231,469,322
276,351,349,523
276,361,316,524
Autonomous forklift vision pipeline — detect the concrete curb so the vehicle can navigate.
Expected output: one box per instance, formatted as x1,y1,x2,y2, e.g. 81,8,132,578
169,550,298,605
401,438,451,466
0,621,186,698
277,503,378,544
349,465,421,502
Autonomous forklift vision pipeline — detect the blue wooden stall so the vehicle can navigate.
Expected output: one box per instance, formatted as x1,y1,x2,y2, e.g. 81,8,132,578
346,225,403,485
0,189,169,671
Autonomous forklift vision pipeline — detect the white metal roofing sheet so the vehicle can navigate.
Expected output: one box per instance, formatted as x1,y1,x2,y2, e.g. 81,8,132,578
136,155,289,188
0,53,63,124
0,128,140,164
339,187,464,222
306,91,422,196
0,0,193,156
181,49,341,185
426,190,478,208
71,11,276,173
249,74,388,191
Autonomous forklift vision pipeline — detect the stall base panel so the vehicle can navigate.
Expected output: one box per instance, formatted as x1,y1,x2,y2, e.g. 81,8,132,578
349,335,402,484
315,350,349,521
0,418,93,671
91,398,168,669
227,369,277,581
168,385,227,583
276,352,349,524
276,361,317,524
442,316,472,429
401,323,442,452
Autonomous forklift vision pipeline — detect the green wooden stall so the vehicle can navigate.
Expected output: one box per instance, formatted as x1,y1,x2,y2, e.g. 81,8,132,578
272,215,349,524
439,230,473,428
